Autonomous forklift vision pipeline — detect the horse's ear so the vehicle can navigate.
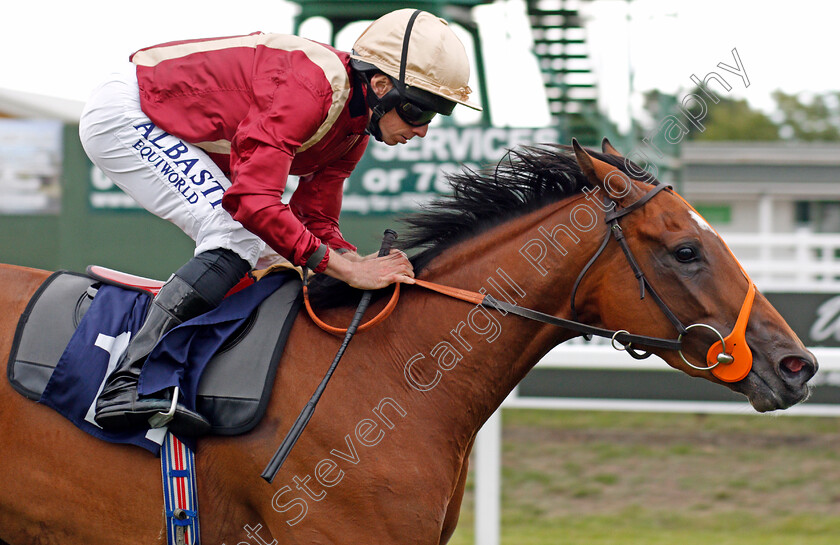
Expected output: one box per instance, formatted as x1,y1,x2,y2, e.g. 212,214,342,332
572,138,617,184
572,138,599,182
572,138,641,207
601,137,622,157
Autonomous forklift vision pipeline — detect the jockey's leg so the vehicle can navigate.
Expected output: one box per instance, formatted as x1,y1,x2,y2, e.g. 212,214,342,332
94,247,250,436
79,66,263,436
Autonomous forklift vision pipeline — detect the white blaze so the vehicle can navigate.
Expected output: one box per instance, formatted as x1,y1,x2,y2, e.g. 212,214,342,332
688,210,717,236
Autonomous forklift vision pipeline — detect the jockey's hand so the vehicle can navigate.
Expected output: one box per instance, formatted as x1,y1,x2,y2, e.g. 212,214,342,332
336,250,365,263
325,249,414,290
339,250,391,263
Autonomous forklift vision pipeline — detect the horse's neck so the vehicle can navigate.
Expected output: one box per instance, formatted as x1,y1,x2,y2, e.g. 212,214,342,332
395,196,602,435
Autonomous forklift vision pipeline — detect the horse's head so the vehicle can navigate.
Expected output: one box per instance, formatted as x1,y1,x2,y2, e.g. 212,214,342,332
571,139,817,411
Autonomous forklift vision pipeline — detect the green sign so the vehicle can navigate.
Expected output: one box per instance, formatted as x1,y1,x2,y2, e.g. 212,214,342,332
87,126,561,216
766,292,840,348
344,126,560,215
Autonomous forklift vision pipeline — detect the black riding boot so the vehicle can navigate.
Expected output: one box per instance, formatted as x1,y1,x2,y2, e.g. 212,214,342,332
94,274,213,437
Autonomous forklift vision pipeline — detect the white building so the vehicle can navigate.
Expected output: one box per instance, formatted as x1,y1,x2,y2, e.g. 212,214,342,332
681,141,840,290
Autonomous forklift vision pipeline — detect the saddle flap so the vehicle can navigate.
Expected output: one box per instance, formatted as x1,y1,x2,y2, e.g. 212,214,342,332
196,275,302,434
7,271,98,400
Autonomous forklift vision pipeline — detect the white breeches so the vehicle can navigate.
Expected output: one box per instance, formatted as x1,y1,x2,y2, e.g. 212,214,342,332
78,67,281,269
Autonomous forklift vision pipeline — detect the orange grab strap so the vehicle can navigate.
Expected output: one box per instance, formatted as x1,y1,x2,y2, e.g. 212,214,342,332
302,278,489,336
412,279,486,305
304,283,402,336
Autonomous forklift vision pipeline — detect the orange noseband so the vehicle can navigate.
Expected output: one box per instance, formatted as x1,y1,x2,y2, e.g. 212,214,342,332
706,282,756,382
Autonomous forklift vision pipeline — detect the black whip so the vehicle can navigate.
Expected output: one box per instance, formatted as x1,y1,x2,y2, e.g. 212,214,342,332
261,229,398,483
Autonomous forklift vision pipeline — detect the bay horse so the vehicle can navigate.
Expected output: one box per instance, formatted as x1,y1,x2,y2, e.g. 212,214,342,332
0,141,817,544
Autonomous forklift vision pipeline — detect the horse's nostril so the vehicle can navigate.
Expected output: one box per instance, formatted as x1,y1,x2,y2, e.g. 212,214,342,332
783,358,805,374
780,356,816,383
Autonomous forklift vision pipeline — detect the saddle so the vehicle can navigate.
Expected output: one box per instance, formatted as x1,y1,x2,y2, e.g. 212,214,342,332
7,266,302,436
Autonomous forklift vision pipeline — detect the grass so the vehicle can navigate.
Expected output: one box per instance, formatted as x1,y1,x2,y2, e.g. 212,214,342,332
448,409,840,545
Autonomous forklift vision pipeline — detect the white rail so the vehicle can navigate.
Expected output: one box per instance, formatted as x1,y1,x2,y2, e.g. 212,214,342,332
725,232,840,291
473,345,840,545
508,344,840,415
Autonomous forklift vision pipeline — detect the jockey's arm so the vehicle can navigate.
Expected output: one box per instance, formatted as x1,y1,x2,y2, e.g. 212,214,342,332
222,142,413,290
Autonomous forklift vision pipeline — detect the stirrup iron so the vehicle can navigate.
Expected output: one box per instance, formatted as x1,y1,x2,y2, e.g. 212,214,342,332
148,387,179,428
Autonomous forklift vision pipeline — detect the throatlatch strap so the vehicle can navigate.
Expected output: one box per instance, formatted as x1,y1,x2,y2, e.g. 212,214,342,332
161,433,200,545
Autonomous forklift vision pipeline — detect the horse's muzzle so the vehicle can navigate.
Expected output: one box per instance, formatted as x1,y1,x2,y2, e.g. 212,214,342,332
743,351,818,412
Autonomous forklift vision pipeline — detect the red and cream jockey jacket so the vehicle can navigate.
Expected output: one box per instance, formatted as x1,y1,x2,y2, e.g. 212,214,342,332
130,32,370,272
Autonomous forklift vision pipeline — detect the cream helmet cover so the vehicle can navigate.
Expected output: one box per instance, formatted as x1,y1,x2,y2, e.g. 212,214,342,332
351,9,482,111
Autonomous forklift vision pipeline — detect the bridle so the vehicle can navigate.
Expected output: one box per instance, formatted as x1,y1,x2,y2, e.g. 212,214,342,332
563,181,756,382
570,182,683,350
304,181,757,383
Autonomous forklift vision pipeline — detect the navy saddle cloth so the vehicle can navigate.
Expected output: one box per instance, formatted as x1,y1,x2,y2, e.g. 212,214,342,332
7,267,302,446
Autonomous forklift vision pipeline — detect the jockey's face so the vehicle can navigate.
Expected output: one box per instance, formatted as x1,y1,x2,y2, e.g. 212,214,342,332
369,74,430,146
377,108,429,146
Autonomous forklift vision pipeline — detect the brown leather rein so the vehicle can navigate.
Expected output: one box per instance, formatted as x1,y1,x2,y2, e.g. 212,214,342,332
302,182,756,382
303,269,682,350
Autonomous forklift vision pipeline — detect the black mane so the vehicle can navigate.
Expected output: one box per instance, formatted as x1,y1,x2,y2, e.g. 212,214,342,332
308,144,648,307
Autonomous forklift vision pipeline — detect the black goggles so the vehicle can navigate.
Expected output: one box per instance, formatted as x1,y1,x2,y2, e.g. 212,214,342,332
392,82,456,127
396,99,438,127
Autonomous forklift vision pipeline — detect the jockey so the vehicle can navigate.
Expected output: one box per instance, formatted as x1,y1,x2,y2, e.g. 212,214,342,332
79,9,481,437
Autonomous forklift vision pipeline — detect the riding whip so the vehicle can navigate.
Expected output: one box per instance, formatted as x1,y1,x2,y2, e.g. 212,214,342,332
261,229,398,483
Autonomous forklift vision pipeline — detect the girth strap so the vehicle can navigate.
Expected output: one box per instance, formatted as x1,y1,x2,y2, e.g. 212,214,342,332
161,432,200,545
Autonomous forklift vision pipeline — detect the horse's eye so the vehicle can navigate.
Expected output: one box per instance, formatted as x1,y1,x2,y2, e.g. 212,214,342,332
674,246,698,263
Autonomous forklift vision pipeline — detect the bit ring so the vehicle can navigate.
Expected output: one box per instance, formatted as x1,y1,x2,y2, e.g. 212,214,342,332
677,323,727,371
611,329,631,351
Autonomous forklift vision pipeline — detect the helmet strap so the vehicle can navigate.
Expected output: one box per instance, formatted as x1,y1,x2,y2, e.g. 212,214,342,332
357,9,423,142
358,72,402,142
398,10,422,84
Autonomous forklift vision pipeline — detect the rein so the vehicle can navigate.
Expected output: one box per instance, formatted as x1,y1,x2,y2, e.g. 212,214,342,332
304,182,756,382
411,279,682,351
303,275,681,349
